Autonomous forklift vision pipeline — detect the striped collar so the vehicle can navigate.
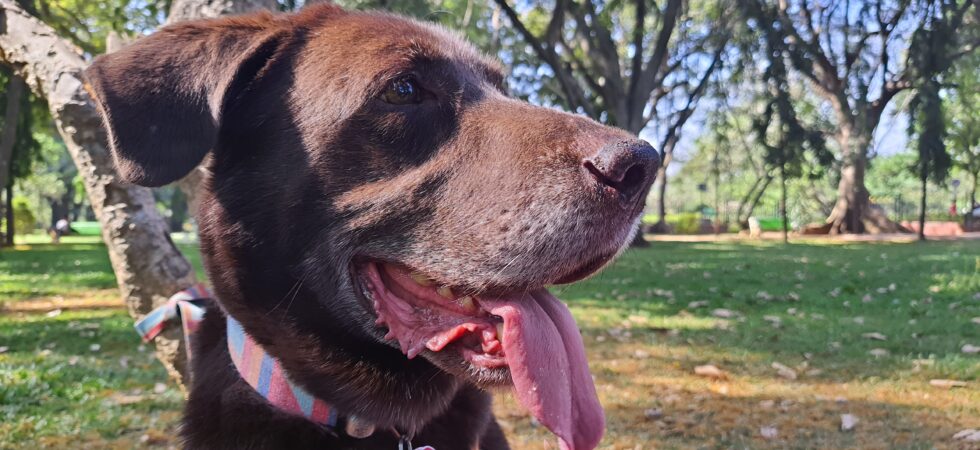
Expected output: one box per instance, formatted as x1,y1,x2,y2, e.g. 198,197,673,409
134,285,435,449
225,315,340,426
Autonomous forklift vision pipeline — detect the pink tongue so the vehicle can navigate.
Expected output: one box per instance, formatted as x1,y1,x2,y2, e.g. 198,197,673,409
481,289,604,450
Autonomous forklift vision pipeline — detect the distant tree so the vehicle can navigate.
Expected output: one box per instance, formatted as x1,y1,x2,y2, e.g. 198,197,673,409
906,16,959,240
751,36,830,242
489,0,732,244
741,0,976,234
0,66,41,245
945,53,980,208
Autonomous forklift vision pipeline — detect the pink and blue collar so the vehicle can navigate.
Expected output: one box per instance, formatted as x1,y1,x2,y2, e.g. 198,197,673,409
134,284,338,427
225,314,339,426
134,285,435,449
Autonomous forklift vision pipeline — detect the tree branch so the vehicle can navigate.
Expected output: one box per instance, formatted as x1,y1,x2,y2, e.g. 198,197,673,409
630,0,682,126
491,0,596,118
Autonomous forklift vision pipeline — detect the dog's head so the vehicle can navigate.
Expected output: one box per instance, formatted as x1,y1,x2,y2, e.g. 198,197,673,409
85,5,658,449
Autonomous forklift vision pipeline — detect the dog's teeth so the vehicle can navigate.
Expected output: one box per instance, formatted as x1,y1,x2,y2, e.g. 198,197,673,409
437,285,454,299
457,295,477,312
410,271,434,286
496,322,505,342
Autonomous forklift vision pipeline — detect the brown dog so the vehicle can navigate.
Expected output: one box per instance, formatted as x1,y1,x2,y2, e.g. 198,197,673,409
85,4,658,449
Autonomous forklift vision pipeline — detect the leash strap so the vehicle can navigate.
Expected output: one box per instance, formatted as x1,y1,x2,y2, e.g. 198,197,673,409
133,283,210,360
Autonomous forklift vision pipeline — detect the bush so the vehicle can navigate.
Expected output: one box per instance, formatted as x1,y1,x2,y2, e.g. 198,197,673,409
11,197,36,235
666,212,701,234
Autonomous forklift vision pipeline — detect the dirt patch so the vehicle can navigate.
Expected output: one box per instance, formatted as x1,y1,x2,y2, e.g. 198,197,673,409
0,289,121,313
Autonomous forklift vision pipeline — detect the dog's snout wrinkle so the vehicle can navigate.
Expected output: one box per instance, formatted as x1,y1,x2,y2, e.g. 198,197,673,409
583,139,659,204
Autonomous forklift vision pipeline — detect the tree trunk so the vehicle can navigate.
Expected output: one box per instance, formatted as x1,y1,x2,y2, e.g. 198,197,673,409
738,174,773,228
971,170,977,208
780,165,788,243
825,128,902,234
0,75,24,199
918,164,927,241
0,0,275,390
168,0,276,22
649,139,676,234
0,0,201,387
4,185,12,245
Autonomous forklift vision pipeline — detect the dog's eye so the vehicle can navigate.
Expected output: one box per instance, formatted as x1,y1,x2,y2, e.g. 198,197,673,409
381,77,422,105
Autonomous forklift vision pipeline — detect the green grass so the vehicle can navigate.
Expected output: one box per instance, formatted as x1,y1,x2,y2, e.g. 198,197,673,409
1,237,978,448
0,234,203,302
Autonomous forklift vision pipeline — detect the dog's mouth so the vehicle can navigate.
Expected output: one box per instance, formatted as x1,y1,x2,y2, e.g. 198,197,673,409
355,260,605,450
360,262,508,369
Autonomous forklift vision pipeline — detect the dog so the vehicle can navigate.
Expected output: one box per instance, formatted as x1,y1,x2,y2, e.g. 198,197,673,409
84,4,659,449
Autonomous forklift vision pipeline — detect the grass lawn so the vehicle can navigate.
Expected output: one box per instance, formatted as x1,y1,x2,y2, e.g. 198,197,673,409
1,236,978,449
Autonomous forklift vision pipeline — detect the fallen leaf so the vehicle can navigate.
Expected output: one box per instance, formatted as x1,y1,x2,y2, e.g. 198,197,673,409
633,350,650,359
89,343,101,352
45,309,62,318
711,309,739,319
869,348,890,357
771,362,798,380
760,426,778,439
862,294,873,303
758,399,776,409
0,346,8,354
153,382,168,394
644,408,663,420
961,344,980,354
687,300,709,309
111,393,145,405
952,429,980,442
852,316,865,325
971,317,980,325
840,414,859,431
694,364,728,380
862,332,887,341
930,379,967,389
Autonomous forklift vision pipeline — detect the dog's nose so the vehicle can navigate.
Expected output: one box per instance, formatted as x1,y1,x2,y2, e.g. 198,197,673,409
582,139,660,202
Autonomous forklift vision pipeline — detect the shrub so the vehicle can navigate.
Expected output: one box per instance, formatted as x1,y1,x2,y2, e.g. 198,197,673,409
11,197,36,235
666,212,701,234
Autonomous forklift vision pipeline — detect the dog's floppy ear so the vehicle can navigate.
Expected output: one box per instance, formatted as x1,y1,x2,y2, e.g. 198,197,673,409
84,15,288,186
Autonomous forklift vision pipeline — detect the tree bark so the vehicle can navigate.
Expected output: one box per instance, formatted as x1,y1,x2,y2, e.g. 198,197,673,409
779,165,788,243
0,74,24,199
0,0,273,390
168,0,276,22
0,0,199,387
3,185,12,245
825,127,902,234
918,164,927,241
742,175,773,227
970,170,978,208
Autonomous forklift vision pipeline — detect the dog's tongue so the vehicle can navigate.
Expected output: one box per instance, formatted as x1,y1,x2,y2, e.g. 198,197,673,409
481,289,604,450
